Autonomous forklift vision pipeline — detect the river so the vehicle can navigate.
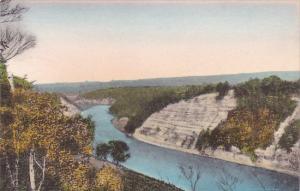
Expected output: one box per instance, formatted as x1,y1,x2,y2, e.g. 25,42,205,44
82,105,298,191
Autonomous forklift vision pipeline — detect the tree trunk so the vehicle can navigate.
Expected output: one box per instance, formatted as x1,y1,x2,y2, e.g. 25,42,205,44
29,149,36,191
29,149,46,191
8,72,14,92
5,156,16,190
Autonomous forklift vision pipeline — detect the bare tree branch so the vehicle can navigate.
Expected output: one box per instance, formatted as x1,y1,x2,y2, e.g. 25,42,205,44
0,26,36,63
0,0,27,23
178,163,202,191
216,167,241,191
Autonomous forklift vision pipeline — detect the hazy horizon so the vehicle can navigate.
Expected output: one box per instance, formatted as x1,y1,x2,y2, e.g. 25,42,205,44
8,0,300,83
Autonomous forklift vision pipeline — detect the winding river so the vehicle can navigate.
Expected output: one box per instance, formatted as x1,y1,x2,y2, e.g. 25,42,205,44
82,105,298,191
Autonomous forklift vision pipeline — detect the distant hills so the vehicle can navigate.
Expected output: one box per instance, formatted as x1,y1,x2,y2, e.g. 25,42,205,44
35,71,299,93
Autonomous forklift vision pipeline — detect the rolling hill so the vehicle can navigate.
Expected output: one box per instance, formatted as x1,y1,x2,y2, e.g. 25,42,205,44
35,71,299,93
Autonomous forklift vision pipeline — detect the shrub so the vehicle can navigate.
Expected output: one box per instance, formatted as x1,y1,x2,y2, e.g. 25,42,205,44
96,166,123,191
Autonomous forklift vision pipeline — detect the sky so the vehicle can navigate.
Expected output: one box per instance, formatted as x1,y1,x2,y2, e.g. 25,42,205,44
7,0,300,83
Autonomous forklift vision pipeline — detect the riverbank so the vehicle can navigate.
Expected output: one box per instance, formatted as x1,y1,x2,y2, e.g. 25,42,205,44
132,91,300,177
61,95,300,177
61,98,183,191
111,117,129,133
88,157,183,191
133,132,299,177
81,104,299,190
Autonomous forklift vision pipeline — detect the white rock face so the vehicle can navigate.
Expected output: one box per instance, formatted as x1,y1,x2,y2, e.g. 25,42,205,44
134,91,300,175
135,90,237,150
60,97,81,116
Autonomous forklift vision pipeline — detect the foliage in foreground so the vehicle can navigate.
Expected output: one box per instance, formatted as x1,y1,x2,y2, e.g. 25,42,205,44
0,76,181,191
96,166,124,191
13,75,34,90
93,165,183,191
196,76,299,157
83,85,216,133
0,88,97,190
0,63,12,106
123,169,183,191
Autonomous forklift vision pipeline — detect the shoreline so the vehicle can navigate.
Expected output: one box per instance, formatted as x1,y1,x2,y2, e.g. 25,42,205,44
61,97,299,178
132,133,299,177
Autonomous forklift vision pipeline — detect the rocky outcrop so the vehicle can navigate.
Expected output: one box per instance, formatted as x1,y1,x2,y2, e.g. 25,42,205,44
62,94,115,110
134,90,236,150
133,91,300,176
112,117,129,132
60,97,81,116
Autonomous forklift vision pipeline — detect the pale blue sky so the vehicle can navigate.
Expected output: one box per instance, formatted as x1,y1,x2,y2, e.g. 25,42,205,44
9,1,299,83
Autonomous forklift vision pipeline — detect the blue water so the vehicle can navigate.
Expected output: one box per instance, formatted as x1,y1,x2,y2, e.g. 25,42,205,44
82,105,299,191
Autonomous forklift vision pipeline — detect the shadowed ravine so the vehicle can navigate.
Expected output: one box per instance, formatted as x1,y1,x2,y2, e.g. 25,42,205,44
82,105,298,191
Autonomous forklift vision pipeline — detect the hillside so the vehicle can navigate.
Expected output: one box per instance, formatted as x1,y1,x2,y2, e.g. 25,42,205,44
82,76,300,175
134,90,236,150
35,71,299,93
83,85,218,133
133,76,300,175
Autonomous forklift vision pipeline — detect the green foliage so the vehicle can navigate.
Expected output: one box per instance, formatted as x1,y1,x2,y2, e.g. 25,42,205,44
0,63,12,106
96,140,130,165
196,76,299,155
108,141,130,165
216,81,230,100
84,85,216,133
196,130,211,151
279,120,300,152
96,143,112,160
0,89,96,190
13,75,33,90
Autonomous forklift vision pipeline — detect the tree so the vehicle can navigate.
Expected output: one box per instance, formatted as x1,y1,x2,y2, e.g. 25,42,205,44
0,0,35,108
278,120,300,152
178,163,201,191
0,90,95,190
0,63,12,106
216,81,230,100
96,143,112,160
13,75,33,90
0,27,36,63
0,0,35,98
108,141,130,165
0,0,27,23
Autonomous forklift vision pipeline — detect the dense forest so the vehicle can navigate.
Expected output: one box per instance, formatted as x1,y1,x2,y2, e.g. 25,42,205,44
196,76,300,159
